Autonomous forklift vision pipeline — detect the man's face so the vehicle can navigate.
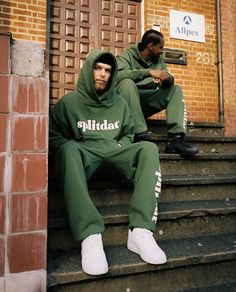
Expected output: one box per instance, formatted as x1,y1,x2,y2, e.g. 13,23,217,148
93,62,112,95
148,38,165,62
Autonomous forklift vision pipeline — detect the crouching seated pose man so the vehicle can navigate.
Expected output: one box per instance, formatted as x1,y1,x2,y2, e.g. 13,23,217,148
116,29,198,158
49,49,167,276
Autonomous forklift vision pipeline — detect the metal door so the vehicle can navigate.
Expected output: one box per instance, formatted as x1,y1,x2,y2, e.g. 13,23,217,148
49,0,141,104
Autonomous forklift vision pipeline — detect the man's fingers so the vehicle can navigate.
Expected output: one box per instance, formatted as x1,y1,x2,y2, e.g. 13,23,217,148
160,72,169,80
153,78,161,83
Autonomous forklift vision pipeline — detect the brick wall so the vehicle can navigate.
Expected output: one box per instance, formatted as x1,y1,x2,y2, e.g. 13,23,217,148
0,0,47,45
144,0,236,136
0,0,48,290
0,32,48,292
144,0,219,123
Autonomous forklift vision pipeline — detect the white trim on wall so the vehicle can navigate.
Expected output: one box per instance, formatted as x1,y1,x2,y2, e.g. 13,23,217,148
141,0,145,36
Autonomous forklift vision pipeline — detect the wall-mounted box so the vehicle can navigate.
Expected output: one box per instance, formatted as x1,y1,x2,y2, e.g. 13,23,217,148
163,48,187,65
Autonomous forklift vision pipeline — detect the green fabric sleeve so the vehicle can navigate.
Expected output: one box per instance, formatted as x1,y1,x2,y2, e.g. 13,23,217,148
49,102,72,153
117,68,151,84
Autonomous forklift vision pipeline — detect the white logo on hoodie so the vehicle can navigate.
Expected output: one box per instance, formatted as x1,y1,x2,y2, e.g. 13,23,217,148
77,119,120,132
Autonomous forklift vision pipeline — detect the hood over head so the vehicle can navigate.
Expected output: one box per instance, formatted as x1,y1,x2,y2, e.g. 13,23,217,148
76,49,118,107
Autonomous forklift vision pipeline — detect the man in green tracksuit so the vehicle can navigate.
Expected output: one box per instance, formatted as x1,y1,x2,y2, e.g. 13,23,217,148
49,49,167,276
116,29,198,158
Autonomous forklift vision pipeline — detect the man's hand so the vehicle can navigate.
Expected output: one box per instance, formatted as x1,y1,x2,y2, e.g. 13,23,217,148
153,78,161,84
149,69,170,81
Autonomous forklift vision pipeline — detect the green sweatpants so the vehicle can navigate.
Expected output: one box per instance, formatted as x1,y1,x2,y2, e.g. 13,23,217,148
116,78,187,134
54,140,161,241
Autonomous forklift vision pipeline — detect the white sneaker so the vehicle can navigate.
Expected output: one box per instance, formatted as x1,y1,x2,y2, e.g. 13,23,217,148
127,228,167,265
81,233,108,275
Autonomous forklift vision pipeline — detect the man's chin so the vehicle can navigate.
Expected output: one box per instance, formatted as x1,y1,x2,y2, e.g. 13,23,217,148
95,83,106,91
95,88,106,95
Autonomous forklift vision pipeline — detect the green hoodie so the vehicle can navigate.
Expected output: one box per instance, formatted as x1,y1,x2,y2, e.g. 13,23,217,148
116,44,174,89
49,49,134,153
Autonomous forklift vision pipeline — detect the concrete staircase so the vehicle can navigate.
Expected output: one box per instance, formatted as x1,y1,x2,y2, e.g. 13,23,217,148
47,121,236,292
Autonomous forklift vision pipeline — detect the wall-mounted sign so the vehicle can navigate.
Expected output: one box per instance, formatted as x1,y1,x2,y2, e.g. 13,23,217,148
169,10,205,43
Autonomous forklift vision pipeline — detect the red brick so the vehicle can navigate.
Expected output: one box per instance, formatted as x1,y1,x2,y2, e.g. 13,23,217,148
0,114,8,152
0,75,9,113
11,76,49,114
0,238,4,276
0,32,11,74
12,153,47,192
12,115,47,151
0,155,6,193
5,270,46,292
0,195,5,234
8,233,47,273
10,192,47,232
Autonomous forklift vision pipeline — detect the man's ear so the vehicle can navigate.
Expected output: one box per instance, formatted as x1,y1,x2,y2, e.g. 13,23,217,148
147,42,154,51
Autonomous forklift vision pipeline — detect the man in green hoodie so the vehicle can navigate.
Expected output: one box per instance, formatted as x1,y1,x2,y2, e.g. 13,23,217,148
116,29,198,158
49,49,167,276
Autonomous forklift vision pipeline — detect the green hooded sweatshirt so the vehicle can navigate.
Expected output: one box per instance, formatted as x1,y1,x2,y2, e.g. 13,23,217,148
49,49,134,153
116,44,174,89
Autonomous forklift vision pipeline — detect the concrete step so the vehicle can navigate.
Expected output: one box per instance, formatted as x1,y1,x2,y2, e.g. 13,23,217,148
147,119,225,137
49,173,236,208
161,173,236,203
183,282,236,292
79,153,236,178
48,199,236,246
48,174,236,230
159,154,236,176
90,173,236,205
151,135,236,154
49,153,235,191
47,233,236,291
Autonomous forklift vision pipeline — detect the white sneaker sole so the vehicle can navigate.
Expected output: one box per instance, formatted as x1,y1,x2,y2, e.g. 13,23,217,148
82,262,108,276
